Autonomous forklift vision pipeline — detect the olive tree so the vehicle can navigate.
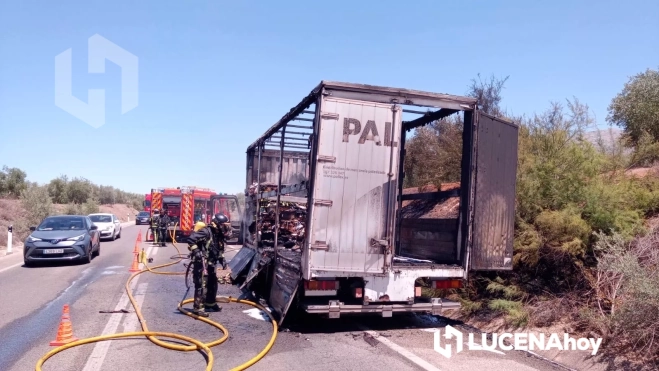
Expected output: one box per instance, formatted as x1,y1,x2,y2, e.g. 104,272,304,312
607,67,659,146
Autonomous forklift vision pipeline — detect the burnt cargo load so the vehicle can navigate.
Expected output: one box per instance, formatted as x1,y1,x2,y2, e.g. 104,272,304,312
229,81,519,326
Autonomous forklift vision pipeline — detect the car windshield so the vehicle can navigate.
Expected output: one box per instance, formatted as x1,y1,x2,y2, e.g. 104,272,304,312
37,217,86,231
138,212,149,217
90,215,112,223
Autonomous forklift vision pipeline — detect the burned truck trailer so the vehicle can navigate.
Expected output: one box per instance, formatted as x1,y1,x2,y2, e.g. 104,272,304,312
229,80,519,326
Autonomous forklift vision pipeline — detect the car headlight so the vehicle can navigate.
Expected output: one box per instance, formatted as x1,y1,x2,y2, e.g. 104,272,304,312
66,234,86,241
27,235,42,242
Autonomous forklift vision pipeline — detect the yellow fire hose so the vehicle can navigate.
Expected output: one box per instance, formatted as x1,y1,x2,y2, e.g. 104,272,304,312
36,223,278,371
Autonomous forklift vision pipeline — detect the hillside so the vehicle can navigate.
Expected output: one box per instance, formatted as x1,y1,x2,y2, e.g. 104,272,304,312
0,166,144,249
583,127,622,149
0,199,140,249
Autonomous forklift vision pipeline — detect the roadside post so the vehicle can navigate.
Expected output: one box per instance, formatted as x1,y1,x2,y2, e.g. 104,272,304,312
6,225,13,255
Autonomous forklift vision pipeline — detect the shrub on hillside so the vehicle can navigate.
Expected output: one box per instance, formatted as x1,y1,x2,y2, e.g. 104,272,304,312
82,198,100,215
130,199,142,210
16,185,53,240
585,230,659,364
64,203,82,215
47,175,69,204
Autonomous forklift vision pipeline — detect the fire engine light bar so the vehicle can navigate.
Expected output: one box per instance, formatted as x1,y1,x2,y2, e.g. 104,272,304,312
431,279,462,289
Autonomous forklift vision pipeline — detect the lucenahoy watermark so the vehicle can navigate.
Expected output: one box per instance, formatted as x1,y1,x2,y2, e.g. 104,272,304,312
433,325,603,358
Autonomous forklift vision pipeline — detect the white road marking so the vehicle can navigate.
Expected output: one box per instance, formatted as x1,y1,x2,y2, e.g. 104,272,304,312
358,326,442,371
82,244,155,371
421,328,441,332
0,262,23,274
121,283,149,332
82,274,141,371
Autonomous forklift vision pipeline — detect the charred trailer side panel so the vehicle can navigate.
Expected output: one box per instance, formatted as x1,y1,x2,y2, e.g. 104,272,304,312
247,149,309,191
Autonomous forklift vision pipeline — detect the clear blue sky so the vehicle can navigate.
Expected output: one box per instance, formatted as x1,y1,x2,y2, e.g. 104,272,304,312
1,0,657,195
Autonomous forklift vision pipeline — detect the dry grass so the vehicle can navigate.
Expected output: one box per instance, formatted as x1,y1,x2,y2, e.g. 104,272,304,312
0,199,24,247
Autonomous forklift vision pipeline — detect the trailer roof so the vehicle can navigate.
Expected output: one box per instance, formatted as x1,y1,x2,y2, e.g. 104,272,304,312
320,81,477,108
246,80,477,152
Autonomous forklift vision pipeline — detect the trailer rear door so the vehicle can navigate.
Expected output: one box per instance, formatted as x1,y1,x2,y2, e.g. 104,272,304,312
468,112,518,271
307,97,402,276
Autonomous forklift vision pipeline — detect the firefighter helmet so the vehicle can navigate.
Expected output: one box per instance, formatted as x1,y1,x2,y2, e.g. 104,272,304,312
213,213,228,224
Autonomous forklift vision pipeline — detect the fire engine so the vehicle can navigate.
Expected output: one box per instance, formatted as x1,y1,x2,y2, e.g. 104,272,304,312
143,194,151,212
147,186,242,243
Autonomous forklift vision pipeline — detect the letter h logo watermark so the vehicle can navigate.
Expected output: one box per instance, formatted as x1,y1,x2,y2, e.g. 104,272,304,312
433,325,464,358
55,34,138,128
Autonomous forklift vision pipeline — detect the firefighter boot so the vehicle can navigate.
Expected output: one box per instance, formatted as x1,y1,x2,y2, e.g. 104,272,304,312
191,308,209,317
204,303,222,312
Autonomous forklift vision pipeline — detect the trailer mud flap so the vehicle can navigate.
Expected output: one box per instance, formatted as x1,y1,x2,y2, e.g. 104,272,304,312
228,246,257,281
269,249,302,326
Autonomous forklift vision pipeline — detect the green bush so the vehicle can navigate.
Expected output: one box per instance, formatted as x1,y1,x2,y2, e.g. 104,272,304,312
488,299,529,328
64,203,82,215
82,198,100,215
535,208,590,259
16,185,53,240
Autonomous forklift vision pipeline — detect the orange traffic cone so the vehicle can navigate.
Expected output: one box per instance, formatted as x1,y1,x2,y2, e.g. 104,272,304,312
50,304,79,346
129,252,141,272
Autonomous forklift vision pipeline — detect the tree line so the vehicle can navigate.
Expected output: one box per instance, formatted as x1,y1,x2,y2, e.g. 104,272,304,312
404,68,659,365
1,168,145,246
0,169,143,209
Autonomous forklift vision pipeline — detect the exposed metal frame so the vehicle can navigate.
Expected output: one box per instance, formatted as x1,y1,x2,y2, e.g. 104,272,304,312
246,81,477,153
244,80,482,274
254,144,262,247
244,81,478,206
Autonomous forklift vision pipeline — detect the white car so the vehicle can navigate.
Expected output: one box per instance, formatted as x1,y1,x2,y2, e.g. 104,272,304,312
89,213,122,241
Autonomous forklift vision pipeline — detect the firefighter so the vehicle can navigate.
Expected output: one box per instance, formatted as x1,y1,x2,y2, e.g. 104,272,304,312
186,213,231,317
149,209,161,244
158,209,170,247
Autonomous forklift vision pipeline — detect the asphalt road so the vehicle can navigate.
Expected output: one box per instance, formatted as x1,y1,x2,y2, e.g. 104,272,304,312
0,224,567,371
